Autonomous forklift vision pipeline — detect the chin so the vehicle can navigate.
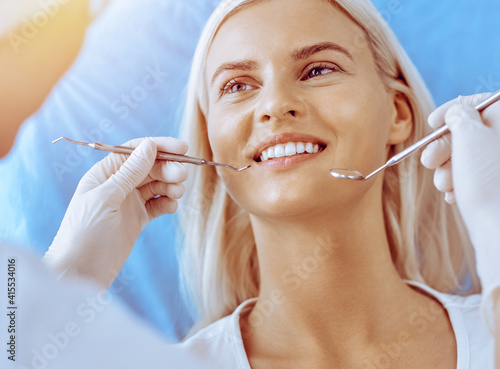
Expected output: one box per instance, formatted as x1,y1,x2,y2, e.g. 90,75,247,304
238,184,333,219
224,171,371,219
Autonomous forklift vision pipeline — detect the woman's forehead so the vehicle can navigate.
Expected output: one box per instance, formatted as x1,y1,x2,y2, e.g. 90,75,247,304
206,0,367,80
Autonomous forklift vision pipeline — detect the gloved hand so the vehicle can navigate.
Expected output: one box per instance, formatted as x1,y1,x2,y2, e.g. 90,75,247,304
43,137,188,289
420,92,500,329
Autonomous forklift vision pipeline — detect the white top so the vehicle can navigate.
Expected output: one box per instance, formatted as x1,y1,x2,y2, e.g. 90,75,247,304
174,281,494,368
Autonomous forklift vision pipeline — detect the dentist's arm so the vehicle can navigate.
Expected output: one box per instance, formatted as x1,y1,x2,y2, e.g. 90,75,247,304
43,137,188,290
420,93,500,366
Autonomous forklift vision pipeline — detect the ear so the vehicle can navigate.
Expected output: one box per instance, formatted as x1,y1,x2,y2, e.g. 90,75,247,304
387,91,413,145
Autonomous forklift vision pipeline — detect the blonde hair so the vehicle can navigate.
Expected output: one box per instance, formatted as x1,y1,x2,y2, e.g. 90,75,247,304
177,0,480,336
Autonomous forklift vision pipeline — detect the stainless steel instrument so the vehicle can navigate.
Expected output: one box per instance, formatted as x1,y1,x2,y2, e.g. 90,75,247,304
52,137,251,172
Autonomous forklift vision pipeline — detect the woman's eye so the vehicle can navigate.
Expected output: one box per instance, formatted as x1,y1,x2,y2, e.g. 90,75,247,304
303,64,341,80
220,79,254,97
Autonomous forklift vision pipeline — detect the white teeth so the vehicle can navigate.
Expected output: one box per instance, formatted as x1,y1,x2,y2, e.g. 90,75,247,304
285,142,296,156
275,144,285,158
258,141,323,162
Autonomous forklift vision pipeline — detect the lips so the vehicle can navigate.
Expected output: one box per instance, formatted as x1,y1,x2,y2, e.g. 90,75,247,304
251,132,327,162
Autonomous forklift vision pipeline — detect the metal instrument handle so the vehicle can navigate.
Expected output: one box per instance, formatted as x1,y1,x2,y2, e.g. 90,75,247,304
389,89,500,167
93,143,206,165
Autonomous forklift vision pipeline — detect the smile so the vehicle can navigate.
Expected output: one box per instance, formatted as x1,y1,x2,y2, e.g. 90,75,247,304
255,141,326,162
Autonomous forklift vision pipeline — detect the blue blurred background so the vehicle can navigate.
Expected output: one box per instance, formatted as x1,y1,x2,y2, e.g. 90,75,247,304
1,0,499,342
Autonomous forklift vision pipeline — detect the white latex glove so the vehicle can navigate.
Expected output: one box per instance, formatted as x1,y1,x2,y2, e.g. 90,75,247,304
43,137,188,289
420,93,500,329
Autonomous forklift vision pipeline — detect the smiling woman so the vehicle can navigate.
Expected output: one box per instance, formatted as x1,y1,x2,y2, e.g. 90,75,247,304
175,0,491,367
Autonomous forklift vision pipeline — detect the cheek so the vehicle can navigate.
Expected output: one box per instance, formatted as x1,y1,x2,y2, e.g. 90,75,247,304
207,106,253,162
207,124,225,162
206,107,255,204
207,110,244,165
313,80,392,167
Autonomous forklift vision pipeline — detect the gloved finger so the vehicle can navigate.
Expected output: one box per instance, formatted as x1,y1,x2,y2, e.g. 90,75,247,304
142,137,188,185
125,137,189,187
119,136,188,154
78,152,130,193
444,190,456,205
140,161,188,187
139,182,185,202
420,132,452,169
146,196,179,219
150,136,189,155
78,137,188,192
99,138,157,208
428,92,494,130
445,101,488,133
77,138,154,192
433,160,453,193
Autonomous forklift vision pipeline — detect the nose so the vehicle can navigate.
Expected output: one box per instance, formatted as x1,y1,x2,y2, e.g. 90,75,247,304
256,79,307,123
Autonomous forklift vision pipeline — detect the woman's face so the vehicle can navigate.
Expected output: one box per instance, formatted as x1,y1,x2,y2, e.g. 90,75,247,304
205,0,411,218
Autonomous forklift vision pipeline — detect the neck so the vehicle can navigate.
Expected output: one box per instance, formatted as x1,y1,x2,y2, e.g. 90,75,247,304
245,190,422,357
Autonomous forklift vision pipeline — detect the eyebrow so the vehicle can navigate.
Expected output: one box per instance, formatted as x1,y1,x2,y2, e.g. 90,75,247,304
290,42,353,62
210,42,353,87
210,60,259,86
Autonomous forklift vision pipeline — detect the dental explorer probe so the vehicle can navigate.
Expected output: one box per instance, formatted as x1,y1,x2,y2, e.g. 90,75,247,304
52,137,251,172
330,90,500,181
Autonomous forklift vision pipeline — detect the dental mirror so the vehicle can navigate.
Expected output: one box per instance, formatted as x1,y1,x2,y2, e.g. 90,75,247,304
329,168,365,181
